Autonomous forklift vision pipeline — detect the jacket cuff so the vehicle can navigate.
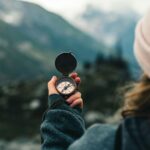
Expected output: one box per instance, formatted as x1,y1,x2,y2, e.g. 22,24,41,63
48,94,65,108
48,94,83,114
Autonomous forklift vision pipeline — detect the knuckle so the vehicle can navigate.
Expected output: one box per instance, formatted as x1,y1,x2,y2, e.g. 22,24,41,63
48,81,53,87
79,98,83,103
77,92,81,97
48,82,51,86
79,98,82,101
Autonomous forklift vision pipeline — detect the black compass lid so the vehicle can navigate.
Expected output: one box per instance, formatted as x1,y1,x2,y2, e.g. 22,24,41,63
55,52,77,75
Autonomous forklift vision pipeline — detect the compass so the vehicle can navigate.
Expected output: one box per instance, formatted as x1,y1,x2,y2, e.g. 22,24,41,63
55,52,78,97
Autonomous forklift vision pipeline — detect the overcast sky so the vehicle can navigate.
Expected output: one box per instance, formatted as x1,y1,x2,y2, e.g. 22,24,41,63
21,0,150,21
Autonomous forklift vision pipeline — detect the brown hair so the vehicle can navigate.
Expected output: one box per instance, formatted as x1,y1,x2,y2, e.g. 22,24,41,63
122,74,150,118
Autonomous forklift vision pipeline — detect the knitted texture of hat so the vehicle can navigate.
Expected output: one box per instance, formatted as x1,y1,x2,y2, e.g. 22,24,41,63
134,10,150,78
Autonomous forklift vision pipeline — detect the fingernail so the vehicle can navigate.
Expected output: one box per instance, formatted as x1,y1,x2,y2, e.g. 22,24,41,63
66,99,70,102
52,76,57,80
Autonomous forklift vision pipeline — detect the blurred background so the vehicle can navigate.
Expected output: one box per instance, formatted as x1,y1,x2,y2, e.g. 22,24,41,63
0,0,149,149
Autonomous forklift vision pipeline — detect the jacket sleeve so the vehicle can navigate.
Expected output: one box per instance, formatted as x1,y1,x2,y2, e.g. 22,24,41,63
40,94,85,150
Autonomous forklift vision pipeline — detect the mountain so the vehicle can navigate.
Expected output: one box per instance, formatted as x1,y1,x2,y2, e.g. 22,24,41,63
119,21,142,76
75,5,139,46
75,5,141,77
0,0,107,82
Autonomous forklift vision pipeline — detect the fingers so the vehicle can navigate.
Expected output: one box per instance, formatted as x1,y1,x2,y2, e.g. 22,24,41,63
48,76,58,95
70,72,81,85
75,77,81,85
70,72,78,79
66,92,81,103
48,76,57,85
48,76,83,108
70,98,83,108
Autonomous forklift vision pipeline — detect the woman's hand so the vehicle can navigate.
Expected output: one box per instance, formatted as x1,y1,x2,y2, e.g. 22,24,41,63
48,76,59,95
66,91,83,109
67,72,83,108
48,73,83,109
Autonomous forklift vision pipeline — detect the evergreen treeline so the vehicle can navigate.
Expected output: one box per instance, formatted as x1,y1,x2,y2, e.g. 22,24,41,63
0,52,131,139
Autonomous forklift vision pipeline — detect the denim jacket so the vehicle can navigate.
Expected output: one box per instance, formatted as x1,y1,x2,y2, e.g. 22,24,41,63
40,94,150,150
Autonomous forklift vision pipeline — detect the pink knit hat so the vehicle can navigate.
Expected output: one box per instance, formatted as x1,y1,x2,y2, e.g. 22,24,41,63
134,10,150,78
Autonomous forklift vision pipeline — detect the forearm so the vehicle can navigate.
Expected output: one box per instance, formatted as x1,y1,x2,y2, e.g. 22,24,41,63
40,94,85,150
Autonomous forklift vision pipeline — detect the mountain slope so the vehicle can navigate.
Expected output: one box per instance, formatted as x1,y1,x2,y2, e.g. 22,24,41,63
76,6,139,46
75,6,141,77
0,0,106,81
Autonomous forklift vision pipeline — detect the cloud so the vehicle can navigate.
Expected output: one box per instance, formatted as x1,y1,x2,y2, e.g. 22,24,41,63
22,0,87,20
21,0,150,20
0,10,23,26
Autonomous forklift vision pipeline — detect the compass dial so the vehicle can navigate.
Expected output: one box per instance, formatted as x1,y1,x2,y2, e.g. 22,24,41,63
56,77,77,95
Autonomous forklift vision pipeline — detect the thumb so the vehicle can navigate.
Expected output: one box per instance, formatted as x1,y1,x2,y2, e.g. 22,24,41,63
48,76,58,95
50,76,57,85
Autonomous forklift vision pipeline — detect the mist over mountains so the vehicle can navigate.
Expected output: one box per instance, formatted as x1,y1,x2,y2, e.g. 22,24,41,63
75,6,138,45
74,5,141,75
0,0,107,82
0,0,142,82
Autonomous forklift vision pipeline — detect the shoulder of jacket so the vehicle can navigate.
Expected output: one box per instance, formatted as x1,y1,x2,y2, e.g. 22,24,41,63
87,123,117,135
69,124,118,150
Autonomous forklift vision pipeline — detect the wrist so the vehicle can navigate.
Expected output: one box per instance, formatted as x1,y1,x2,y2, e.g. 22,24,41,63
48,94,65,108
48,89,59,96
48,94,83,115
48,92,59,96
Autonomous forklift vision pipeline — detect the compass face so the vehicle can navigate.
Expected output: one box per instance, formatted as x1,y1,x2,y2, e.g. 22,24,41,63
56,77,77,95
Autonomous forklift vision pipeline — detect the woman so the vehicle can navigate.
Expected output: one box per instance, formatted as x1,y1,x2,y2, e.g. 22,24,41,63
40,10,150,150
